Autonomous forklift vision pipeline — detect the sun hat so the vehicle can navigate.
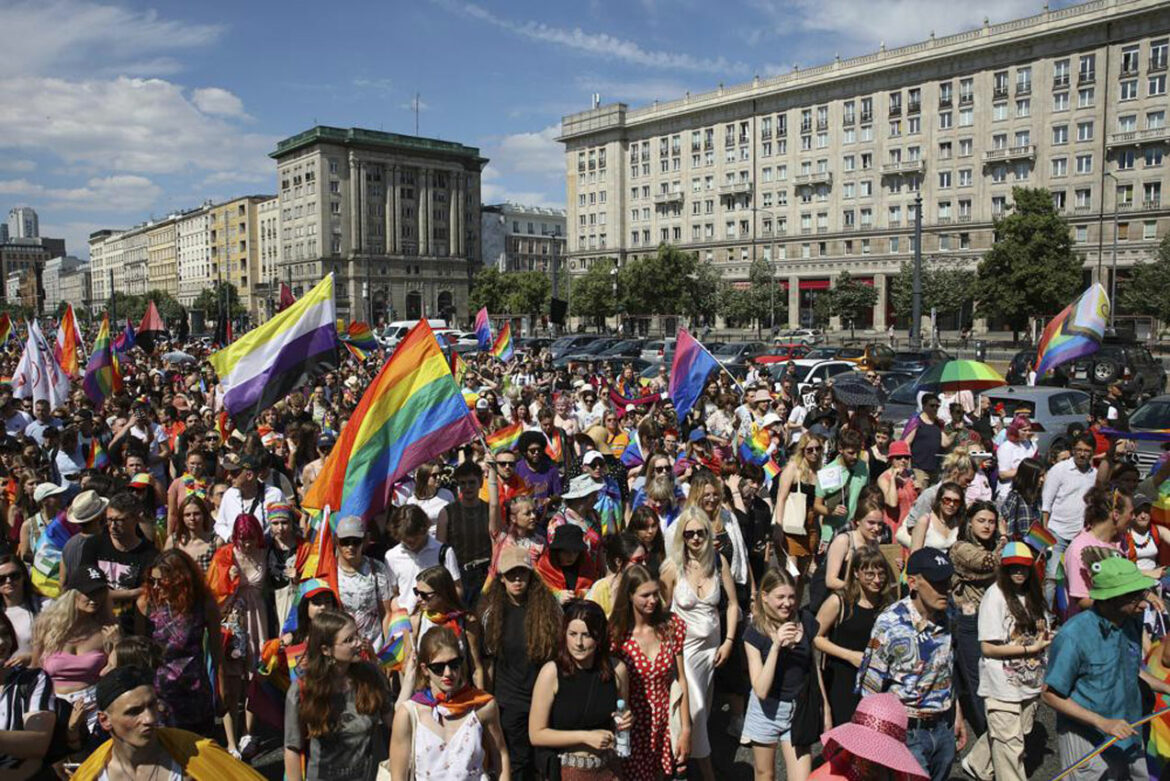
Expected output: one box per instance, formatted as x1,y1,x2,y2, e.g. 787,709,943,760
550,523,587,553
1088,556,1156,601
33,482,67,504
498,545,533,574
1000,541,1035,567
68,490,109,525
819,693,929,781
752,389,772,403
475,398,490,410
760,413,783,429
562,474,601,500
128,473,152,489
887,440,911,458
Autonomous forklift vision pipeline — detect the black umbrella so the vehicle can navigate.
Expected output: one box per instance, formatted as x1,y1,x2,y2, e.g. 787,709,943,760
831,374,881,407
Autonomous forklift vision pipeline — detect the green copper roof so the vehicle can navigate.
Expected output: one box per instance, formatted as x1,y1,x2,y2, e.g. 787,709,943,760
271,126,487,165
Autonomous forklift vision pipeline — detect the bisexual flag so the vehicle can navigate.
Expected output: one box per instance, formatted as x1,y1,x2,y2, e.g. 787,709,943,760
668,327,720,419
475,307,493,351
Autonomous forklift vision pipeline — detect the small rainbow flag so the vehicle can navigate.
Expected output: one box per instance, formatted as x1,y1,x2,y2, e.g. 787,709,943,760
451,351,469,385
474,307,492,351
763,458,782,487
86,438,110,470
620,431,644,468
738,422,771,466
376,633,409,673
344,342,368,362
1024,522,1057,554
1035,283,1110,377
54,304,84,377
82,313,122,405
345,321,378,353
485,421,523,454
491,322,514,362
387,609,411,639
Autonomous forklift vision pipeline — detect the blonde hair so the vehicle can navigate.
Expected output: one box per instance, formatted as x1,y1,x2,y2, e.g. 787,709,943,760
33,589,109,656
668,506,715,578
942,448,975,479
791,432,824,479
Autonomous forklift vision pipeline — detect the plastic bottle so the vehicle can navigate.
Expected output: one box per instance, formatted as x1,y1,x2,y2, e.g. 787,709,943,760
614,698,631,758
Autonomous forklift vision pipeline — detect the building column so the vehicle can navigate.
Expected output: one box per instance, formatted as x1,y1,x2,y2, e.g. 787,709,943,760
359,161,369,252
419,169,430,257
449,172,459,257
387,166,398,254
788,275,800,329
348,152,361,253
457,174,466,257
873,272,888,330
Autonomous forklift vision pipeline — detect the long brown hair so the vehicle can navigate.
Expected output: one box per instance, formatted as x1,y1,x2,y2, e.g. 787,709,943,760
173,495,212,546
840,546,894,620
556,599,615,682
147,549,208,616
297,609,389,738
414,565,463,616
414,625,468,691
479,572,561,665
609,564,671,646
995,559,1046,636
751,567,798,635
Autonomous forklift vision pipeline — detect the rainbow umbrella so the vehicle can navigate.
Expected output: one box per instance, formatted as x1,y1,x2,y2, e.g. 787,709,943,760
916,359,1006,392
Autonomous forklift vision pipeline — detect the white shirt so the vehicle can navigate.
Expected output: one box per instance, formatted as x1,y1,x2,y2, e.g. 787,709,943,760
995,439,1037,499
4,411,31,436
215,483,285,541
977,583,1046,701
575,401,606,430
1040,458,1096,541
384,537,461,614
405,488,455,531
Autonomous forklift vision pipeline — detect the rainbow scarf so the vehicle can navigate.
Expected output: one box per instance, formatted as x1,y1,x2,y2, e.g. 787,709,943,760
423,609,465,637
410,685,494,725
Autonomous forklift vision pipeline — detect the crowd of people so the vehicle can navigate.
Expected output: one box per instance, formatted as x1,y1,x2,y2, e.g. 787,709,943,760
1,326,1168,781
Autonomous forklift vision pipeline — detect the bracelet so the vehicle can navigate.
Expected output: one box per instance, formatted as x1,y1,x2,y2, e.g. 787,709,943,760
722,637,733,645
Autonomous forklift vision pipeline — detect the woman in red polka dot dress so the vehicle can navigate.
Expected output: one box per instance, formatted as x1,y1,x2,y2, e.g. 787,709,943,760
609,564,692,780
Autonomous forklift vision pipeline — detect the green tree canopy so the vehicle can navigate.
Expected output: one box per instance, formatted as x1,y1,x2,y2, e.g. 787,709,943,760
815,272,879,337
618,244,722,325
975,186,1082,338
570,258,618,329
193,282,245,320
1119,235,1170,326
470,268,550,318
888,263,978,321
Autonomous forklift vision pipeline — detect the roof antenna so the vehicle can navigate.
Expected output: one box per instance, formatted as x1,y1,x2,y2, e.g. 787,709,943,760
414,93,421,136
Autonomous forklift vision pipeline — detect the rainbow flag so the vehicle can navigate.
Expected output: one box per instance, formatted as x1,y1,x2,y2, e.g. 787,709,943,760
451,351,469,385
302,320,478,521
375,609,412,672
485,421,523,454
82,314,123,405
209,275,339,432
1154,491,1170,530
620,431,644,468
474,307,492,351
299,509,338,602
343,321,378,355
30,515,80,598
86,438,110,470
0,313,10,346
54,304,84,376
763,458,782,487
738,422,771,466
491,322,514,362
1035,283,1110,377
669,327,721,419
1024,522,1057,554
344,342,368,362
461,388,478,408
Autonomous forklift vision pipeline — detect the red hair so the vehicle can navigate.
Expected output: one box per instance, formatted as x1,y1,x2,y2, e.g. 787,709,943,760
232,513,265,548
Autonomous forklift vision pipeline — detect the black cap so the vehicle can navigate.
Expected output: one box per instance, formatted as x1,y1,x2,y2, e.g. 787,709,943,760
69,565,109,596
549,523,587,553
96,665,154,712
906,548,954,582
238,454,263,471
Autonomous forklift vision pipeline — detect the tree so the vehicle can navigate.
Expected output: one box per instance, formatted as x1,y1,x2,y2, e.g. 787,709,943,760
469,268,510,315
570,259,618,330
975,186,1082,341
194,282,245,320
889,263,978,322
815,272,879,339
503,272,550,318
1119,235,1170,326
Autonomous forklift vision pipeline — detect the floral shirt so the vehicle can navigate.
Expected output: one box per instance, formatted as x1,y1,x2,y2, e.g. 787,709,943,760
858,596,955,718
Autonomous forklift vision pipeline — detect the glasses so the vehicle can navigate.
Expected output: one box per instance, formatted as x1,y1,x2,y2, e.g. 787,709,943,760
413,588,436,601
653,465,672,474
425,659,460,675
496,461,516,468
338,537,364,548
0,572,22,585
804,446,822,453
682,529,707,541
587,461,603,469
940,497,962,506
502,568,530,582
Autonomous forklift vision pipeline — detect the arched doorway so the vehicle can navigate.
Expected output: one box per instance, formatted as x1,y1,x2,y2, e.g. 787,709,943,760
437,290,454,323
406,291,422,320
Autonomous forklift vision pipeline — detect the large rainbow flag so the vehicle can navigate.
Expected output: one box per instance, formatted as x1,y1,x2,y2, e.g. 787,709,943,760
82,314,122,405
54,304,84,376
1035,283,1110,378
491,322,514,362
303,320,478,521
208,275,339,431
669,327,721,419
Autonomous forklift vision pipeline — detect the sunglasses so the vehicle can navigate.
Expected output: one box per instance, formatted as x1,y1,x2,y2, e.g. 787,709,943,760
413,588,435,601
338,537,364,548
0,572,22,585
805,446,822,453
629,554,647,564
425,659,460,675
653,465,672,474
497,461,516,468
502,568,530,582
682,529,707,541
940,497,962,506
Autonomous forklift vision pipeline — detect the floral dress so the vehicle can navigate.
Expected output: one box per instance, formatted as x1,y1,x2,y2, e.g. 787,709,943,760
612,614,687,781
150,603,214,731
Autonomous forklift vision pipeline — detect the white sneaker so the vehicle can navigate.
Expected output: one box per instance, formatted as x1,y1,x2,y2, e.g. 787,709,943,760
238,734,257,760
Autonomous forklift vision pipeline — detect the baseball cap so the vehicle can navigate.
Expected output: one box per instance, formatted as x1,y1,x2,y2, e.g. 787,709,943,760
1088,556,1155,602
238,454,263,471
475,398,490,410
69,565,109,596
906,547,954,583
334,515,365,539
220,453,243,472
317,432,337,448
687,428,708,443
583,450,605,467
498,545,533,574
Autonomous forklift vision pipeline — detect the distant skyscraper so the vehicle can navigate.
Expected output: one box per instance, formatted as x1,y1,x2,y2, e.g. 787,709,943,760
0,223,8,244
7,207,39,239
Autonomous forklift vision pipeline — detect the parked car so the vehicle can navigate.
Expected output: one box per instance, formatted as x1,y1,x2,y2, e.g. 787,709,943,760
515,337,554,353
890,349,953,374
596,339,646,358
641,338,677,364
836,343,895,372
880,381,922,434
1065,337,1166,404
877,371,916,396
797,346,846,363
770,360,858,399
755,343,811,364
775,328,823,345
712,341,769,364
550,334,605,359
1004,349,1071,386
979,386,1091,457
1128,395,1170,475
381,318,449,349
554,337,624,367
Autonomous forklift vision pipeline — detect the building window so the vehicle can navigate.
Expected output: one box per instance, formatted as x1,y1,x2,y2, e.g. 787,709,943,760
1078,87,1095,107
1053,125,1069,145
1120,80,1139,100
1076,154,1093,174
1077,121,1094,141
1053,92,1069,111
1051,157,1068,177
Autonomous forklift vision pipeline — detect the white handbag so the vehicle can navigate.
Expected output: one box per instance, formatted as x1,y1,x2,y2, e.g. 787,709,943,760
780,490,809,536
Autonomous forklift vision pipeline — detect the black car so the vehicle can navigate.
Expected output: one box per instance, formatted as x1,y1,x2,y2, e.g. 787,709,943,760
1005,350,1069,386
890,349,953,374
1065,337,1167,403
711,341,769,363
596,339,646,358
549,334,606,359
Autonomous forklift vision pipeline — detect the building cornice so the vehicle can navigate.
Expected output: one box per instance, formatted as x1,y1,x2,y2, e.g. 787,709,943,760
271,126,488,168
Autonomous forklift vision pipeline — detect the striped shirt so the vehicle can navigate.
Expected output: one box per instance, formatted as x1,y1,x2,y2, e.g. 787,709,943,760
0,667,55,768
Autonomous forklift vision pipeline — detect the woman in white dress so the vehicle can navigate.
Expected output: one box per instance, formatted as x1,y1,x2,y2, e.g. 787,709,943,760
659,506,739,781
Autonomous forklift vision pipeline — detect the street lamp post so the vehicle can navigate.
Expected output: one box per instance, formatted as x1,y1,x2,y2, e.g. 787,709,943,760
610,265,619,335
756,207,779,332
910,193,924,351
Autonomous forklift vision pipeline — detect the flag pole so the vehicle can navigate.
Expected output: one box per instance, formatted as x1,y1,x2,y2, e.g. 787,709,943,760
681,327,746,395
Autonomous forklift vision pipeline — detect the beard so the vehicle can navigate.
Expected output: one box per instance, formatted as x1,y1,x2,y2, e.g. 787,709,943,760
647,473,676,505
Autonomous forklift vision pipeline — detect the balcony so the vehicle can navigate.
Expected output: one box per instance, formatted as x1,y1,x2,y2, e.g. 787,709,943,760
888,219,901,228
1079,71,1096,85
889,105,902,118
1121,63,1140,77
982,144,1036,163
908,101,921,114
794,171,833,187
1152,59,1168,73
860,111,873,123
880,160,927,176
800,227,813,235
652,191,684,205
717,180,754,196
1053,74,1070,89
1074,205,1094,214
816,120,829,132
817,226,829,234
842,114,856,127
937,216,953,224
939,96,952,108
1118,201,1135,211
959,93,974,105
1144,198,1163,209
842,223,857,231
993,86,1009,99
958,214,973,222
800,124,812,135
1016,83,1032,96
1107,127,1170,147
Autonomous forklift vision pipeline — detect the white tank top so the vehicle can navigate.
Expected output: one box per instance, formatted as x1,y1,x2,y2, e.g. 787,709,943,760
411,703,485,780
1131,528,1160,571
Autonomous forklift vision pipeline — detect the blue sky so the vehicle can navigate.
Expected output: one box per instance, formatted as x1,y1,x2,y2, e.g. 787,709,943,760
0,0,1070,258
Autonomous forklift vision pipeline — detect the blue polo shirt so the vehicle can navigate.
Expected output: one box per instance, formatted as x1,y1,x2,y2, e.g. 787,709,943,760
1044,608,1143,753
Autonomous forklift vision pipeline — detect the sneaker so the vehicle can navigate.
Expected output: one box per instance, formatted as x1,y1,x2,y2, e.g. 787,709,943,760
238,734,258,760
228,748,241,760
959,756,983,781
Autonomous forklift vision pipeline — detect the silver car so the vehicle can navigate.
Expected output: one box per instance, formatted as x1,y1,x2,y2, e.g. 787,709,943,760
979,387,1091,456
1128,394,1170,474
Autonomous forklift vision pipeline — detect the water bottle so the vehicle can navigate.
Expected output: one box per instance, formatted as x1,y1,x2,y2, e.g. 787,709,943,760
614,698,631,758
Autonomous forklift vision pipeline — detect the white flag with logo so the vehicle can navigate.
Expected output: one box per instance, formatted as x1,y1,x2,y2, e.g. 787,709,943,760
12,320,71,408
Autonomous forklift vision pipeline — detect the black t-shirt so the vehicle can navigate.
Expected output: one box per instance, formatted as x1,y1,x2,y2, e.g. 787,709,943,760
910,419,943,473
493,598,540,707
79,533,158,634
743,610,817,701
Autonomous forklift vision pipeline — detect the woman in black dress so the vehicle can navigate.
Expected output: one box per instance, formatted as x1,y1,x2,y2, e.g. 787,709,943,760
812,545,896,726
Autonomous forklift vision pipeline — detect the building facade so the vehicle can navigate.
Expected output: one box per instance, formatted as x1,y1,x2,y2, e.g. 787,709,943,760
57,263,92,315
42,255,89,313
146,219,178,299
481,203,567,285
0,237,65,311
123,228,149,296
271,126,487,324
256,196,281,321
7,207,38,240
176,205,212,308
207,195,272,323
559,0,1170,330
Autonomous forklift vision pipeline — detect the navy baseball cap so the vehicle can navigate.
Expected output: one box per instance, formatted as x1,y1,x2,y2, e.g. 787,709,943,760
906,548,954,582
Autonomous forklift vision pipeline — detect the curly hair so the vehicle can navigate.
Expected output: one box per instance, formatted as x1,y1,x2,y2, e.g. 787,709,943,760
147,548,209,617
479,571,561,665
298,609,389,738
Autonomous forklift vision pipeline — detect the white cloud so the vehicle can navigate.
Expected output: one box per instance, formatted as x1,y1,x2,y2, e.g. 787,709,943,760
0,160,37,173
191,87,248,118
437,0,749,74
0,175,162,212
353,77,395,93
0,0,221,78
486,125,563,178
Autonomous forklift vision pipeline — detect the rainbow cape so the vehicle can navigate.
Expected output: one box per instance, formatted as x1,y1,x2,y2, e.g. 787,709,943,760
303,320,478,521
491,322,514,362
81,314,123,405
474,307,492,351
485,421,523,454
31,515,80,598
1035,283,1110,377
738,422,771,466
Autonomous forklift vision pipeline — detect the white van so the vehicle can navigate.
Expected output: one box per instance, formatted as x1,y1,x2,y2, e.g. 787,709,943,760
380,319,449,348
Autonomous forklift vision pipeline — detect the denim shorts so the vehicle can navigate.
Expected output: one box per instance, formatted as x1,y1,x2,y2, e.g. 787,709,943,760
742,693,795,745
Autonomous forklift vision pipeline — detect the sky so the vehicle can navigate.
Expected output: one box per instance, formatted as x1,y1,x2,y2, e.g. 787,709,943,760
0,0,1075,259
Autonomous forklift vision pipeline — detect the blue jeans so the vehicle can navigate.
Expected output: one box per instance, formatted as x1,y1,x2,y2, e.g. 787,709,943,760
1044,533,1073,609
906,719,956,781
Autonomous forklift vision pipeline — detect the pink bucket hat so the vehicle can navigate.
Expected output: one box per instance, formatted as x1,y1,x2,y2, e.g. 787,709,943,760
820,693,929,781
